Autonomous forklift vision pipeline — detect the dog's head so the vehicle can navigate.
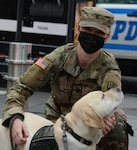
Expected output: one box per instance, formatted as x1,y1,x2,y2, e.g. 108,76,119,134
74,88,124,129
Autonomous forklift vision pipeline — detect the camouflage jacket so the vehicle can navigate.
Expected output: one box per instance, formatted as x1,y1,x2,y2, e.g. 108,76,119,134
2,43,121,126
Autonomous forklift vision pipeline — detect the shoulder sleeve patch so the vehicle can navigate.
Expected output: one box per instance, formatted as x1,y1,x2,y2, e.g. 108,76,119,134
35,58,49,70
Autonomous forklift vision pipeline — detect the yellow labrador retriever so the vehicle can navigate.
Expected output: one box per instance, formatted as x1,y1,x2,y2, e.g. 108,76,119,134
0,88,123,150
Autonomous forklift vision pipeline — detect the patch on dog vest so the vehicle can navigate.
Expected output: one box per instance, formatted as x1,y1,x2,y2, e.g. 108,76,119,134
29,125,58,150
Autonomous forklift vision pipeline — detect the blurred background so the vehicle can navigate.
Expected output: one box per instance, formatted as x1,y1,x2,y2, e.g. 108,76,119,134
0,0,137,93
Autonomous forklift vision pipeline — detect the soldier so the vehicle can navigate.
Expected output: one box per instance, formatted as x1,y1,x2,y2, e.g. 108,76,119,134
2,7,129,149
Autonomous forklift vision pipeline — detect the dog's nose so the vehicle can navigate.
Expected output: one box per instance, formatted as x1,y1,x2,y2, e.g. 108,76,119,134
116,88,121,92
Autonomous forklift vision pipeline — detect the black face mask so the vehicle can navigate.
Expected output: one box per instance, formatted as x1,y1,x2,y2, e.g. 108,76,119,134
78,31,105,54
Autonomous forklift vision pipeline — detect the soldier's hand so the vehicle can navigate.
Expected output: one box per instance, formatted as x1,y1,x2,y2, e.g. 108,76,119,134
12,118,29,144
102,115,116,135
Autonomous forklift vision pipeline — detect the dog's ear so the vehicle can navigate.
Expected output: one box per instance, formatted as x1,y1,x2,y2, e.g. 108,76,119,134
82,105,105,129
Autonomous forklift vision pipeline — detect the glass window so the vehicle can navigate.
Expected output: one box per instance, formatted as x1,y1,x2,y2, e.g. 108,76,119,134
0,0,17,19
97,0,137,4
0,0,68,23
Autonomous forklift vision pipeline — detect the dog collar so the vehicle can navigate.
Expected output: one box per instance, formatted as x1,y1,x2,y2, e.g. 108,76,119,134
61,115,93,146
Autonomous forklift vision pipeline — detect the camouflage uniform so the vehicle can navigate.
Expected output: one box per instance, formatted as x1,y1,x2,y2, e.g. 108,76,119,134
2,43,127,149
2,6,129,150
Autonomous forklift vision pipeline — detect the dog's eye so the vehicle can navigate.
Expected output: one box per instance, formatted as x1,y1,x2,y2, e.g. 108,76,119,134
102,94,105,100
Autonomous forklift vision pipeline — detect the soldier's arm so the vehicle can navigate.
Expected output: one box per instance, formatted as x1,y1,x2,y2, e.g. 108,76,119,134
2,56,53,127
2,80,31,127
101,69,121,92
2,45,67,127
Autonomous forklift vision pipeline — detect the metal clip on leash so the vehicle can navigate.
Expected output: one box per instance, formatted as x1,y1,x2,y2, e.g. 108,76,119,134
61,115,69,150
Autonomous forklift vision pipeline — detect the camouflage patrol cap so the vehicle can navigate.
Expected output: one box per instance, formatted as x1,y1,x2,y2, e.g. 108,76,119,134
79,7,114,33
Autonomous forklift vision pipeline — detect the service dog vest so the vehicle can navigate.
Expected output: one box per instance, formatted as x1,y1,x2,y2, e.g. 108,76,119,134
29,125,58,150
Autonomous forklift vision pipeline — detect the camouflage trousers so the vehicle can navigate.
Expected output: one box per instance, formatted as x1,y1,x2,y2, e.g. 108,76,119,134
96,110,129,150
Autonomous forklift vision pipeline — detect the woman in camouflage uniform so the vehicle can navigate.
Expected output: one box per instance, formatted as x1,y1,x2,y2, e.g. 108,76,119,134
2,7,129,150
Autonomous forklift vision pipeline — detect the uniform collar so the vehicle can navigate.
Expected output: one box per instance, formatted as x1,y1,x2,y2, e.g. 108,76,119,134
64,49,104,79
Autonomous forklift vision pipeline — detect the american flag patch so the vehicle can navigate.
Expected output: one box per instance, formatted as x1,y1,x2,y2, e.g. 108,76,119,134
35,58,48,70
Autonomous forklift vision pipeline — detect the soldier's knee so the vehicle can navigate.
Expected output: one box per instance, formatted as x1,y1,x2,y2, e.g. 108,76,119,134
97,111,129,150
97,135,128,150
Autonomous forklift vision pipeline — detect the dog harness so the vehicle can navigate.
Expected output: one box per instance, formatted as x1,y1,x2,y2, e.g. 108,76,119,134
29,125,58,150
29,116,93,150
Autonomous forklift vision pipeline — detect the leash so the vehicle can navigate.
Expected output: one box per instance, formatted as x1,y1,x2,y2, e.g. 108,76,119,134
61,115,69,150
9,115,23,150
61,115,93,146
9,116,18,150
